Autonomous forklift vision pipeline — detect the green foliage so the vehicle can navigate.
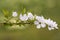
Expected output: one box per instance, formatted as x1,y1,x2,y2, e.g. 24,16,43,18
2,9,9,17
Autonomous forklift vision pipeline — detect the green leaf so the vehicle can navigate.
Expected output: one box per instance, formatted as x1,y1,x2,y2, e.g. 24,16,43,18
22,8,26,14
2,9,9,17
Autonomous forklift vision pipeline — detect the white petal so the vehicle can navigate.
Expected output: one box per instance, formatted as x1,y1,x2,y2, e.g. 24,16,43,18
36,16,41,20
24,14,28,20
28,12,33,17
36,24,41,29
12,12,17,17
20,14,22,17
28,12,34,20
54,23,58,27
36,16,45,23
45,18,54,26
48,27,52,30
55,26,58,29
19,14,28,21
34,21,39,25
45,19,51,25
41,23,46,28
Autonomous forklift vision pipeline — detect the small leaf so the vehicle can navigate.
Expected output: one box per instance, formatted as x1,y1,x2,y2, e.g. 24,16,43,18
22,8,26,14
2,9,9,17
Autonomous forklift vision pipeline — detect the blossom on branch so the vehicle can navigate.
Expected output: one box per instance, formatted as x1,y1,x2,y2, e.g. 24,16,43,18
4,11,58,30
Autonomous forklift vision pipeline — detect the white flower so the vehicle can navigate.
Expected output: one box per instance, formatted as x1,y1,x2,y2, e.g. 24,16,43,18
36,16,40,20
36,24,41,29
19,14,28,21
41,23,46,28
12,12,17,17
48,26,54,30
28,12,34,20
45,19,53,25
45,18,58,30
34,21,41,29
48,27,52,30
51,22,58,29
36,16,45,23
34,21,39,25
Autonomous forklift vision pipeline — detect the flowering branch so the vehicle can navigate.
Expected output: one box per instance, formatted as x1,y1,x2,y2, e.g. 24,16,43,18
0,11,58,30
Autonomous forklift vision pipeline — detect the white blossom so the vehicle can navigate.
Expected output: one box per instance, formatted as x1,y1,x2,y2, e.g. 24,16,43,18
12,12,17,17
10,11,58,30
48,27,52,30
48,26,55,30
36,24,41,29
41,23,46,28
51,22,58,29
28,12,34,20
45,19,53,25
45,18,58,30
34,21,39,25
36,16,45,23
19,14,28,21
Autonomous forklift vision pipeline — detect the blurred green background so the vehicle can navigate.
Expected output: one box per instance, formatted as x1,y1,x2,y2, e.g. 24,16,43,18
0,0,60,40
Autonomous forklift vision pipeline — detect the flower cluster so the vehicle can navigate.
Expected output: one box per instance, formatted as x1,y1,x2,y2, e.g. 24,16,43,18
11,11,58,30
